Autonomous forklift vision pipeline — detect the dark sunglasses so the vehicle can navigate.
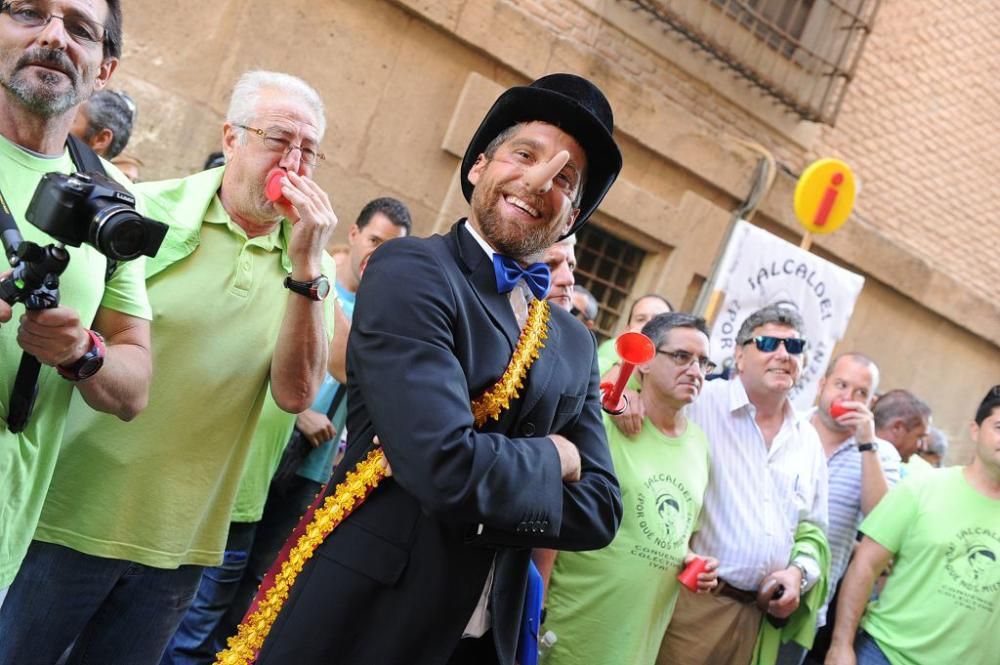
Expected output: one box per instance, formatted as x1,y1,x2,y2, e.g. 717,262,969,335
742,335,807,354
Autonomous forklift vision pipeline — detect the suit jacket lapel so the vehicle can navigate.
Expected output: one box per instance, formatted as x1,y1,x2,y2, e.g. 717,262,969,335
451,221,521,351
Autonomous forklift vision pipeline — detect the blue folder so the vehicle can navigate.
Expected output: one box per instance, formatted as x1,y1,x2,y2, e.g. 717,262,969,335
516,560,544,665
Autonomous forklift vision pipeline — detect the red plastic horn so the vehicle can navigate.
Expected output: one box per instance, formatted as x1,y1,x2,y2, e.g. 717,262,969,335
265,168,288,204
600,332,655,414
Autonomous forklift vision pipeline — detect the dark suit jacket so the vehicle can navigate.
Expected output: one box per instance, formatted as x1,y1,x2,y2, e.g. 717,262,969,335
257,221,622,665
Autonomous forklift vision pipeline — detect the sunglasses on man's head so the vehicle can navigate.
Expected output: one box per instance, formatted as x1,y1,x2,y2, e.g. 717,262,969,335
742,335,807,354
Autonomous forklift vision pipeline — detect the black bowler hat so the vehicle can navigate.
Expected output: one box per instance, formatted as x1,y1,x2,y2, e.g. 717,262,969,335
460,73,623,236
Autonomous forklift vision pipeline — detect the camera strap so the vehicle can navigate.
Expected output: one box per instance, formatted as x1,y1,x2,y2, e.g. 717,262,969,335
0,136,110,260
65,137,118,282
66,134,107,176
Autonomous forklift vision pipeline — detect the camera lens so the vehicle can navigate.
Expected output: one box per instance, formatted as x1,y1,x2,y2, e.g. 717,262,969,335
91,206,148,261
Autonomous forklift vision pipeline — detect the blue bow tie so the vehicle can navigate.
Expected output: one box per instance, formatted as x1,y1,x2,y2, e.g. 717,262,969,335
493,254,551,301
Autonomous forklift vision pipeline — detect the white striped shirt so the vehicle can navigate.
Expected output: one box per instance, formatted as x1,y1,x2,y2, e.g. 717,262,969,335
687,377,828,591
820,431,900,625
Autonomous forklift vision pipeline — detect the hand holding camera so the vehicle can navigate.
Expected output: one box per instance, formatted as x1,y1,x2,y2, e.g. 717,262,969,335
1,168,167,431
16,306,91,368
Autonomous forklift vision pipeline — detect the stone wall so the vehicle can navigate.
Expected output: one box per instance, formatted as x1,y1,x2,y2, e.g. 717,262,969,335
111,0,998,462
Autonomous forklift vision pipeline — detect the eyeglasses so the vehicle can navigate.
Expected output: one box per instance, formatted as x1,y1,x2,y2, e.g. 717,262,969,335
233,124,326,166
742,335,807,355
656,348,717,374
1,1,105,46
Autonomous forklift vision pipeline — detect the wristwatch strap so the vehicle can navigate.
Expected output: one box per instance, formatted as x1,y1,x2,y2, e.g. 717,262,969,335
56,329,106,381
283,274,330,301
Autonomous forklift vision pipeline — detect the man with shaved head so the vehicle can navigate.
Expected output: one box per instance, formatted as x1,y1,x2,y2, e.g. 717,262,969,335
777,353,901,665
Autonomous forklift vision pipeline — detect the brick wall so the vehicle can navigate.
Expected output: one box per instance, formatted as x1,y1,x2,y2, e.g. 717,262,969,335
111,0,997,459
815,0,1000,301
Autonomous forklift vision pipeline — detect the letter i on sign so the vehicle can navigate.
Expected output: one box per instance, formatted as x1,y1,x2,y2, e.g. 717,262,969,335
813,172,844,227
794,158,857,238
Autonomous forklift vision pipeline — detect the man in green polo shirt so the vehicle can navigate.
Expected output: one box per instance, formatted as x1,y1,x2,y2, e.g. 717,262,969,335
825,385,1000,665
0,0,152,611
0,70,337,664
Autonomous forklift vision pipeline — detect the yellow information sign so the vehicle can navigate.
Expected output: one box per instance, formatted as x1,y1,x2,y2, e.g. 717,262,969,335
794,158,856,235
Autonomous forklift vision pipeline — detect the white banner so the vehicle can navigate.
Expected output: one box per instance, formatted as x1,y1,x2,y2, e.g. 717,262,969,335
708,220,865,411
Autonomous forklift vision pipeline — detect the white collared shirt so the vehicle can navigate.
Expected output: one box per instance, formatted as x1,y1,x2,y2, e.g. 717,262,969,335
687,377,828,591
460,221,499,638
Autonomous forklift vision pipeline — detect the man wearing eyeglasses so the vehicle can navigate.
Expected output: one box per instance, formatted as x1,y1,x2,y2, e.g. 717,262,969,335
540,312,718,665
0,0,152,615
658,304,829,665
0,69,336,665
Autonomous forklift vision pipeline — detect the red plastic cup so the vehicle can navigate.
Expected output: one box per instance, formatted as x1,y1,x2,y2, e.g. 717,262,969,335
265,168,288,204
677,557,709,592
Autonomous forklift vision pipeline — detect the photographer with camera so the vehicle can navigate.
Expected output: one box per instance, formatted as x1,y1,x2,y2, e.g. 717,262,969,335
0,69,337,665
0,0,153,612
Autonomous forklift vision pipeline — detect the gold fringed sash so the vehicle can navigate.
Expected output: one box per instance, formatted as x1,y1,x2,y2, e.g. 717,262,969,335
216,299,550,665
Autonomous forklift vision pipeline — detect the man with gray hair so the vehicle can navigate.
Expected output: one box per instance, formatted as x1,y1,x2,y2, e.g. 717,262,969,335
0,70,337,664
873,389,933,473
70,88,135,159
542,233,577,311
658,304,828,665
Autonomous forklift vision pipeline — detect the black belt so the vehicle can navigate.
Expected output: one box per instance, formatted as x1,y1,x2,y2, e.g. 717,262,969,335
715,580,757,605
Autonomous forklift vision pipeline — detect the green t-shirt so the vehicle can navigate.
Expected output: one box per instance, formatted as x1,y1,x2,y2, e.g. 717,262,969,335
860,466,1000,665
35,170,334,569
597,336,641,394
541,415,711,665
901,451,934,480
0,136,151,588
229,389,296,523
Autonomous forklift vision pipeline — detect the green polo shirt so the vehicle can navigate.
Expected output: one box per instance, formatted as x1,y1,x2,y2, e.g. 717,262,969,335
229,390,297,523
0,135,151,588
34,167,334,569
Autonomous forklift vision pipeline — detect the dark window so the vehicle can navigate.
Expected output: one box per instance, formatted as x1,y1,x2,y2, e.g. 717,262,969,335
575,225,646,342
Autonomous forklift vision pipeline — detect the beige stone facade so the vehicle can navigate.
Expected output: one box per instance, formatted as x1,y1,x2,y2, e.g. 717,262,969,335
113,0,998,462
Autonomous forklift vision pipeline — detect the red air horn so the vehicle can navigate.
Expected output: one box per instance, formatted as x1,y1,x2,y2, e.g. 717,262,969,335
600,332,655,415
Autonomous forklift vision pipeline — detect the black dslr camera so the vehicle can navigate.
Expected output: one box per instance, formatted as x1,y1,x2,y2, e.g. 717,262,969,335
1,167,168,434
26,171,167,261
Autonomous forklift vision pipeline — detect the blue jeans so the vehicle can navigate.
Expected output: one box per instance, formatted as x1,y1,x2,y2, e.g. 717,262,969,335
161,521,257,665
162,478,321,665
855,631,892,665
0,540,203,665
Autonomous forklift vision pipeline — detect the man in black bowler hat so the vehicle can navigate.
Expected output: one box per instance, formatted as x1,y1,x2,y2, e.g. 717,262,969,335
251,73,624,665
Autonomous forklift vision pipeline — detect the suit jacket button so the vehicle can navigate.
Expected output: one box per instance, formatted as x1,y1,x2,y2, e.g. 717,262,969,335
522,422,536,436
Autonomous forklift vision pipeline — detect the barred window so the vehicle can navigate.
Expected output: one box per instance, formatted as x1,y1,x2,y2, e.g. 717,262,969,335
625,0,880,124
574,225,647,342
